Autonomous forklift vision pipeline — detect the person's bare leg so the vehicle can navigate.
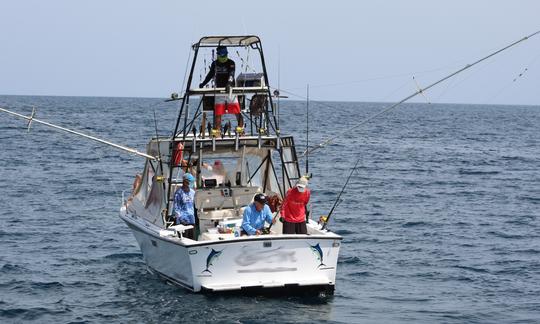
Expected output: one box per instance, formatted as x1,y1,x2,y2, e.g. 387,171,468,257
235,113,244,128
213,114,222,136
235,114,244,135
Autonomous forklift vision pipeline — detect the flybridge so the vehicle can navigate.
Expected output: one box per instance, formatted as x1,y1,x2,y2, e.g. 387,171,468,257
173,35,278,139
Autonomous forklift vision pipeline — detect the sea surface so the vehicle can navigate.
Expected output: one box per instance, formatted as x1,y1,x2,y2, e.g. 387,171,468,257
1,95,539,323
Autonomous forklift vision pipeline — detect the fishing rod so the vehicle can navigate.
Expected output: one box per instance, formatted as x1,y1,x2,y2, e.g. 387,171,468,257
321,158,361,230
263,206,281,234
0,106,157,160
301,30,540,157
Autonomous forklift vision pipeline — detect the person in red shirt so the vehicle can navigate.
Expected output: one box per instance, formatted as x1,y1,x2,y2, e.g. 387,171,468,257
281,176,310,234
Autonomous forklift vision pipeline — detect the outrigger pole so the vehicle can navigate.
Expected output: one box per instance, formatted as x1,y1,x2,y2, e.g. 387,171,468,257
0,106,157,161
301,29,540,157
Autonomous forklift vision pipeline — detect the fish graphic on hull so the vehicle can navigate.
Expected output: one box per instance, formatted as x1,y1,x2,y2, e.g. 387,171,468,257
309,243,326,268
202,248,223,274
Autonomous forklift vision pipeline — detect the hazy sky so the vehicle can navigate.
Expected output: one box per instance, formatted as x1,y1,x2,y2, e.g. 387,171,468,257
1,1,539,105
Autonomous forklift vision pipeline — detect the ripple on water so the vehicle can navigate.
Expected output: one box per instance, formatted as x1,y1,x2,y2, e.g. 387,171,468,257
517,195,540,204
333,229,355,235
338,255,363,265
486,231,526,239
103,252,143,260
458,169,500,175
0,307,71,321
402,221,430,228
452,265,490,274
0,263,29,274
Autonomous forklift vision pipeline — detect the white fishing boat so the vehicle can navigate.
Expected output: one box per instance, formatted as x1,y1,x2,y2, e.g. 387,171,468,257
119,35,342,293
3,31,537,295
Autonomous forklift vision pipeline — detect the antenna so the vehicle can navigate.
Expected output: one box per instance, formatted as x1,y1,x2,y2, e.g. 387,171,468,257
277,45,281,128
305,84,310,175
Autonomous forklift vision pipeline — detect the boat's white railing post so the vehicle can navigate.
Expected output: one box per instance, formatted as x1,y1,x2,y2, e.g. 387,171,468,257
196,143,203,189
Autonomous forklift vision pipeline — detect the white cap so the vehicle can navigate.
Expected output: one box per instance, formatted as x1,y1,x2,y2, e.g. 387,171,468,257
296,176,308,189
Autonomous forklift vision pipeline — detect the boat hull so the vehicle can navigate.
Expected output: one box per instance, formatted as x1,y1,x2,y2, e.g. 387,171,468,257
120,210,342,293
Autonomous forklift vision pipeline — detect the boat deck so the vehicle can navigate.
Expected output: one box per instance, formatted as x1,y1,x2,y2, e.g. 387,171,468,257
161,218,336,242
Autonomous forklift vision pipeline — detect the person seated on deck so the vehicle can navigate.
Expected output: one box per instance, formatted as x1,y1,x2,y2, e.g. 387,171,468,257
241,193,276,236
199,45,244,136
173,173,196,239
281,176,311,234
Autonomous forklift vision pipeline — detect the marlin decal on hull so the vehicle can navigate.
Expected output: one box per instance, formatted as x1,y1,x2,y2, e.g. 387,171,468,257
309,243,326,268
202,248,223,274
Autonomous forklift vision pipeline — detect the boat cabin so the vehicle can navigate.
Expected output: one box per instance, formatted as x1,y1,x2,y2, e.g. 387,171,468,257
128,133,306,240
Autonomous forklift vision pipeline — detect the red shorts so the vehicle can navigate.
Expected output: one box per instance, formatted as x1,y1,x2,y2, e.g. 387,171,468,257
214,96,240,116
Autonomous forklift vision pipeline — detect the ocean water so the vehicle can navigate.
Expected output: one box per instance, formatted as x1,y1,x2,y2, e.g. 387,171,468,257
1,95,539,323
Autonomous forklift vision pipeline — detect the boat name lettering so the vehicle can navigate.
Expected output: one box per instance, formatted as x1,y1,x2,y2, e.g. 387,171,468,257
235,246,296,267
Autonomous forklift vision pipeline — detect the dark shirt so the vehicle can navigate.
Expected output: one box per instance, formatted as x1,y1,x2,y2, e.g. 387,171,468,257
200,59,236,88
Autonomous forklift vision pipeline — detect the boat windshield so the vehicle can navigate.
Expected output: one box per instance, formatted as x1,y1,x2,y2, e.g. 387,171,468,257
201,154,263,188
177,149,274,191
200,157,238,187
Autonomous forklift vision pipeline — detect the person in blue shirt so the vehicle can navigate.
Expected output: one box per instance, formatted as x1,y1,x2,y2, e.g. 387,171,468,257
174,173,196,239
242,193,276,236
